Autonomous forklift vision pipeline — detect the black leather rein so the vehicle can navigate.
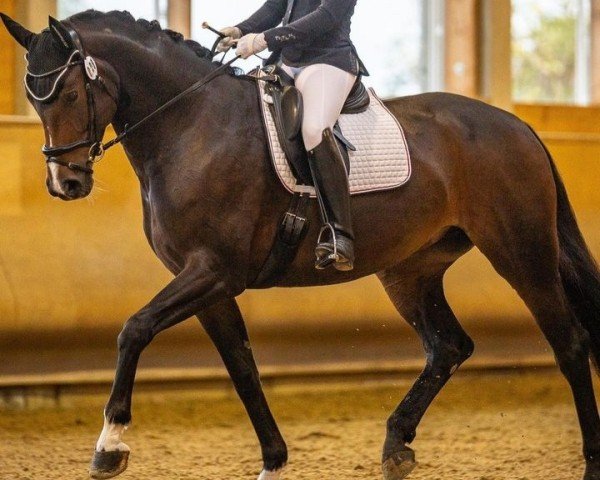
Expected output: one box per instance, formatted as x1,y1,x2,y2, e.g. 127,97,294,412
32,22,239,175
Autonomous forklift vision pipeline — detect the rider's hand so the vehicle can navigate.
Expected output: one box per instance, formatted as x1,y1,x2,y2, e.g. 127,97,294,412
236,33,268,59
216,26,242,53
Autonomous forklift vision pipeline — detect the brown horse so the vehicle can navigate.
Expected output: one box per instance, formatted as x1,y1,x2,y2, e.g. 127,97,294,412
3,10,600,480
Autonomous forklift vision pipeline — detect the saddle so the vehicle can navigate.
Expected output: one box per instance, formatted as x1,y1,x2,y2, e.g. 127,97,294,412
250,65,372,287
252,65,412,288
260,64,370,185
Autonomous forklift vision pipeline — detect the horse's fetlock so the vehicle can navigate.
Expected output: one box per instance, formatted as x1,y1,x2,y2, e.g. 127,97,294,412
262,442,288,471
112,411,132,426
105,405,131,426
386,417,415,444
105,412,130,426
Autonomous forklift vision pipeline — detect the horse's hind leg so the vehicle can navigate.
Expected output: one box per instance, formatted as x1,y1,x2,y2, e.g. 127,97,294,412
473,234,600,480
198,298,287,479
378,229,474,480
524,285,600,480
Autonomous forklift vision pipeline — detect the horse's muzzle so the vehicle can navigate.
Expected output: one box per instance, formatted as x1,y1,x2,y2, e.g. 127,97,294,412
46,175,92,200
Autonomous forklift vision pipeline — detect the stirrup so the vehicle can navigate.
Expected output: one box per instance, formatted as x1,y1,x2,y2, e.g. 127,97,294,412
314,224,354,271
315,224,339,269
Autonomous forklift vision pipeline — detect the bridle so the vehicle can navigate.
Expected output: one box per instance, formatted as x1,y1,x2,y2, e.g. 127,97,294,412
28,22,239,176
26,25,118,175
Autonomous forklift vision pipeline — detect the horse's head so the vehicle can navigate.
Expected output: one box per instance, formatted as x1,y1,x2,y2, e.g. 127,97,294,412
1,13,120,200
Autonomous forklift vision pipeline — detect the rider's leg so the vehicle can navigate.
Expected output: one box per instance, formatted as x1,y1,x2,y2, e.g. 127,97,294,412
294,63,356,270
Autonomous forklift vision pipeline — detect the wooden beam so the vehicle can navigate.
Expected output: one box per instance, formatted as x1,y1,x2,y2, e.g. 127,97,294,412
168,0,191,38
13,0,56,115
445,0,479,98
480,0,512,111
592,0,600,104
0,0,16,114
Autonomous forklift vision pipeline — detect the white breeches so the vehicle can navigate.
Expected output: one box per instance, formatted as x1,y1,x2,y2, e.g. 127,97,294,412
281,63,356,151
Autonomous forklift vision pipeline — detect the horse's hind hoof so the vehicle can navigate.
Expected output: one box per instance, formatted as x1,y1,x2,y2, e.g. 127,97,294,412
382,447,417,480
89,450,129,479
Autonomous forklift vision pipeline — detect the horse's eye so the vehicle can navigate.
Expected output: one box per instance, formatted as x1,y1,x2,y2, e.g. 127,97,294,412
65,91,78,103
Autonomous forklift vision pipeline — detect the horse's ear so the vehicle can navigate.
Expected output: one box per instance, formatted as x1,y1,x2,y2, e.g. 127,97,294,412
48,16,74,50
0,12,37,50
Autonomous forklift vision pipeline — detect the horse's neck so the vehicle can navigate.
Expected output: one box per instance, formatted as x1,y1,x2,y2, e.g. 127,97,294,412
105,40,215,133
91,32,237,176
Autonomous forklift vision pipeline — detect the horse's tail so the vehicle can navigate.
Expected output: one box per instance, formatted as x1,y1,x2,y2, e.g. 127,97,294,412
529,126,600,372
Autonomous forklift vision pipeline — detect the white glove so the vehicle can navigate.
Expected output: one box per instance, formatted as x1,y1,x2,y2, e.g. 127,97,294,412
236,33,268,59
216,26,242,53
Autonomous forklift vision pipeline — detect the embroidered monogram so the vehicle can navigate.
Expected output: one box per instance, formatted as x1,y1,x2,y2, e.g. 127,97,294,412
275,33,297,42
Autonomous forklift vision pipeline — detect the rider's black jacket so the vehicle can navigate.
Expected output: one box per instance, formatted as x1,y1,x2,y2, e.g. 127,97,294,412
236,0,367,76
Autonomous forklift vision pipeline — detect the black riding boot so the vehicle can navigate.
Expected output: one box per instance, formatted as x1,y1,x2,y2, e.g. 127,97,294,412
308,128,354,271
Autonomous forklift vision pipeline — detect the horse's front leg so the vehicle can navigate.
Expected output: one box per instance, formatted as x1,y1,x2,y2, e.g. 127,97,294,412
89,254,232,479
198,299,287,479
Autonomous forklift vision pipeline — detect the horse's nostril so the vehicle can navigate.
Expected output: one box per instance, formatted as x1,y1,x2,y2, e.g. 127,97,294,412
62,179,82,196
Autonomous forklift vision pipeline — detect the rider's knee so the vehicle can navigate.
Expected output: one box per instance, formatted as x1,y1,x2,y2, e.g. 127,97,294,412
302,120,328,151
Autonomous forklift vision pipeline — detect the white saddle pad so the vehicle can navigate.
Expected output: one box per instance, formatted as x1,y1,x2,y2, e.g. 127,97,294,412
258,74,412,196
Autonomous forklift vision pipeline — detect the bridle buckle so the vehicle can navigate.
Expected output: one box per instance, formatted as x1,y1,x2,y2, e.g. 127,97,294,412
88,142,105,163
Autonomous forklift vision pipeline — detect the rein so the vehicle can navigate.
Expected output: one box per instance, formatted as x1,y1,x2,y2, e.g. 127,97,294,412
102,55,240,153
32,22,239,175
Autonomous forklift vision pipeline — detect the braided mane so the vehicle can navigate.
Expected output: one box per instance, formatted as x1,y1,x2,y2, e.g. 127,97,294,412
69,9,214,61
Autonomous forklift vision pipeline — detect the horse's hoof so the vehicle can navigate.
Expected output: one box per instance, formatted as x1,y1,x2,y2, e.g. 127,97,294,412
89,450,129,479
382,447,417,480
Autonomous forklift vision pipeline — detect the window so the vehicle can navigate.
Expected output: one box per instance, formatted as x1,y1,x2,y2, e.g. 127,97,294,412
353,0,445,97
512,0,591,104
191,1,271,73
191,0,445,97
57,0,168,25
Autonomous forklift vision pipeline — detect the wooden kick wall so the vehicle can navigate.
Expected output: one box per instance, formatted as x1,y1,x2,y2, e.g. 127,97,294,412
0,106,599,342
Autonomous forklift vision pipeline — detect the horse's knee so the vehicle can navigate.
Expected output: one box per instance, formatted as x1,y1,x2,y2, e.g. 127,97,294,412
117,317,154,353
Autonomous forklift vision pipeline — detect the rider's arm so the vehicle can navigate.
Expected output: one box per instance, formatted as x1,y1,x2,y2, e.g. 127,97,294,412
263,0,356,49
236,0,288,35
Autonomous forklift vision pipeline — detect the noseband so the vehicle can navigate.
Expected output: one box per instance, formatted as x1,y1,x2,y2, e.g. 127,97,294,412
26,25,118,175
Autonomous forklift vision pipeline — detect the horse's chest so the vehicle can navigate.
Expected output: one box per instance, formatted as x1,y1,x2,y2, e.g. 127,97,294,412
140,188,218,272
141,193,187,273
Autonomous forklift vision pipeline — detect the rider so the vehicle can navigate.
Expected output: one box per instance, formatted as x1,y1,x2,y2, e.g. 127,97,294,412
218,0,367,272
